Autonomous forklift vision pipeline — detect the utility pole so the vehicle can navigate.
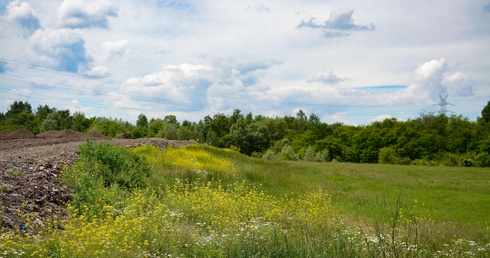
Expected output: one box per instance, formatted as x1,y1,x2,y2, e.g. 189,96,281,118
436,94,453,115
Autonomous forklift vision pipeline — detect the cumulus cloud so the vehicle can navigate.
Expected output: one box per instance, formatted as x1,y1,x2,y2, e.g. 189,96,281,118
211,58,281,86
121,64,216,111
115,59,280,114
298,9,375,37
30,28,91,72
85,65,110,78
323,111,349,124
57,0,118,29
442,72,474,97
307,68,346,85
401,58,448,102
4,0,40,33
245,5,270,13
101,40,131,61
370,114,393,123
400,58,474,104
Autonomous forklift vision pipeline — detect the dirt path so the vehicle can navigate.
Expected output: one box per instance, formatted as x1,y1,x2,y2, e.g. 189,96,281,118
0,129,197,233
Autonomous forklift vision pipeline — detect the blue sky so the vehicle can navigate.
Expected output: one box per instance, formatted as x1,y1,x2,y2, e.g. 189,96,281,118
1,0,489,125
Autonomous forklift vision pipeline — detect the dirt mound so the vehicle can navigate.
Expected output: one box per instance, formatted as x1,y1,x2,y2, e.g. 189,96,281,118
0,129,14,139
58,129,84,139
36,129,107,140
86,130,106,139
1,136,196,233
36,130,63,139
0,129,35,139
1,160,72,232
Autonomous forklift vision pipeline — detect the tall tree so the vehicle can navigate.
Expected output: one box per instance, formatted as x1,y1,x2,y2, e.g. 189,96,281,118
5,101,32,118
481,101,490,123
136,113,149,128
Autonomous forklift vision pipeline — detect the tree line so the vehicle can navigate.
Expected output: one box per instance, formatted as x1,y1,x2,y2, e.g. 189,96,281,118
1,100,489,167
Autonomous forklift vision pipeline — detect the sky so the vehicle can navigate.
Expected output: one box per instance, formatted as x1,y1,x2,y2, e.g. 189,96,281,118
1,0,489,125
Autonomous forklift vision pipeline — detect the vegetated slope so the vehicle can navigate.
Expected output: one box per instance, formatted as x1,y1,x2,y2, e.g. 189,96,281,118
0,129,197,232
1,141,489,257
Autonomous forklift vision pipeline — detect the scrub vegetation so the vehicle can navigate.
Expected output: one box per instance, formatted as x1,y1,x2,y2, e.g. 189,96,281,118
2,100,490,167
1,142,488,257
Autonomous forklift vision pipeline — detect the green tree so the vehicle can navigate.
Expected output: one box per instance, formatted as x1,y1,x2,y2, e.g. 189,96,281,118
5,101,32,118
480,101,490,123
308,113,321,125
72,112,92,132
136,113,149,128
36,104,56,121
164,115,179,126
91,117,128,138
147,119,166,137
4,101,38,132
40,112,61,132
230,119,270,155
303,145,316,161
58,109,73,130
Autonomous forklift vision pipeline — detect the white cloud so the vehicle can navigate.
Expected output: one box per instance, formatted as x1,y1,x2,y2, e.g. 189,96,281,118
1,1,489,125
245,5,270,13
101,40,130,61
85,65,110,78
323,111,349,124
29,28,91,72
398,58,475,106
401,58,448,103
57,0,118,29
370,114,393,123
442,72,474,97
298,9,375,38
65,99,81,111
9,88,32,100
121,64,216,111
4,0,40,33
307,68,346,85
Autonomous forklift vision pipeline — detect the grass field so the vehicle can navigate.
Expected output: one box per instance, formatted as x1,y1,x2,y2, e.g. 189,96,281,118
217,150,490,240
1,143,489,257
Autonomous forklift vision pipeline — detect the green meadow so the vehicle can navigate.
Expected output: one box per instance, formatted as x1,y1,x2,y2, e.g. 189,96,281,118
1,143,489,257
256,160,490,236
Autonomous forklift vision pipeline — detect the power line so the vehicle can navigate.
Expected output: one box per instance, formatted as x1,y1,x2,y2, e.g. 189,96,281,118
0,57,427,109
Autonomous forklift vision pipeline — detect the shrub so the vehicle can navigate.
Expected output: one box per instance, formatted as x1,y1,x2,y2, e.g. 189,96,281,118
280,145,298,160
77,141,151,190
66,142,151,218
262,149,277,160
316,149,330,162
378,147,398,164
303,145,316,161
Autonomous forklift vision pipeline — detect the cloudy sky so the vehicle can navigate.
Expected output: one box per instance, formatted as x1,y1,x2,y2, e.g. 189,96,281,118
1,0,489,125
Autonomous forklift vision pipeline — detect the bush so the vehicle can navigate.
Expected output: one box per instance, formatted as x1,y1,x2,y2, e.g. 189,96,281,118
316,149,331,162
66,142,151,218
439,153,460,166
77,141,151,190
474,152,490,167
280,145,298,160
262,149,276,160
378,147,398,164
303,145,316,161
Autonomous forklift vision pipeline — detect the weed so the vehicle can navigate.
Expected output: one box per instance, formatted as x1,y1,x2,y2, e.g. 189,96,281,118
6,168,23,176
1,183,13,193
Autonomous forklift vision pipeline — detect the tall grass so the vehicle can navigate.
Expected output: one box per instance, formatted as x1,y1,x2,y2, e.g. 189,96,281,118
1,143,489,257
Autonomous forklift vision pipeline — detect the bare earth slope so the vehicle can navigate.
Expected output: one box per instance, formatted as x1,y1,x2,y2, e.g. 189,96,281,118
0,129,197,232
